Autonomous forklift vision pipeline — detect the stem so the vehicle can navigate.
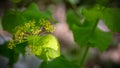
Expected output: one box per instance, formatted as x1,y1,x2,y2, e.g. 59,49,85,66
8,50,14,68
79,19,99,68
9,64,13,68
79,46,90,68
91,19,99,33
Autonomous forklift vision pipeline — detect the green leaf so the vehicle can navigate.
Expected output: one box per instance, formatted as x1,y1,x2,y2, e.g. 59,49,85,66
67,10,81,29
27,34,60,61
71,24,92,47
67,9,112,51
101,8,120,32
27,3,40,13
22,3,52,23
39,34,60,51
2,3,53,33
88,29,112,51
39,48,60,61
37,34,60,61
82,5,120,32
81,5,102,22
40,55,78,68
2,10,26,33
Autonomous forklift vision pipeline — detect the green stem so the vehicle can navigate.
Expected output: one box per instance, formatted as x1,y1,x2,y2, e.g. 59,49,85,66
9,64,13,68
79,46,90,68
91,19,99,32
8,50,14,68
79,19,99,68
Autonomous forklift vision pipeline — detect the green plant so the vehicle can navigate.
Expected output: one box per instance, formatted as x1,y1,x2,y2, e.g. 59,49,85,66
0,0,120,68
66,1,120,68
1,2,60,68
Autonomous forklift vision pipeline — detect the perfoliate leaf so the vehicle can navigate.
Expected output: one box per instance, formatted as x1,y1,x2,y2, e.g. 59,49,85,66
39,48,60,61
40,34,60,51
27,34,60,61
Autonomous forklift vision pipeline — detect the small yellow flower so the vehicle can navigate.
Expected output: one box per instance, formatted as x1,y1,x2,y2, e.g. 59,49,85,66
8,39,15,49
25,23,30,28
31,29,41,35
39,19,55,32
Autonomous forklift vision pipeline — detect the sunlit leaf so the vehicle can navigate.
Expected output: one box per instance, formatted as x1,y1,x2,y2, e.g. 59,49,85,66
27,34,60,61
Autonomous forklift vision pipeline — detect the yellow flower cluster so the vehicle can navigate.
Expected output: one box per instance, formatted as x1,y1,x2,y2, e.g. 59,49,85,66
8,19,55,49
39,19,55,33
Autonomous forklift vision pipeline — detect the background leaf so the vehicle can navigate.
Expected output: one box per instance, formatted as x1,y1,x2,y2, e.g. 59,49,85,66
67,9,112,51
2,3,53,33
101,8,120,32
40,55,78,68
22,3,52,24
81,5,120,33
2,10,26,33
